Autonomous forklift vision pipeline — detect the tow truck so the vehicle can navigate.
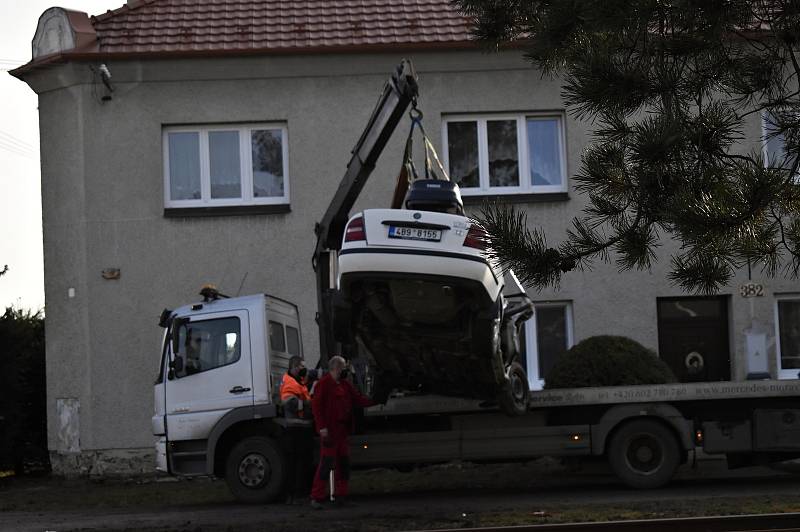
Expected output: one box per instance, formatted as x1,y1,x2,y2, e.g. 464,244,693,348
152,60,800,503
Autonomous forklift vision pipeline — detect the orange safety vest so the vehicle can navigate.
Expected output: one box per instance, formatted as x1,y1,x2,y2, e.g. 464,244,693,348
280,373,311,417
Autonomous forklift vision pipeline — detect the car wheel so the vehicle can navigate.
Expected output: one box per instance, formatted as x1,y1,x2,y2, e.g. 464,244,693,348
498,361,529,417
225,436,286,504
607,419,682,489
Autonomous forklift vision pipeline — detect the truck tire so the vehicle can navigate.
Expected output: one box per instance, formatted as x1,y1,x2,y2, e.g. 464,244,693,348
498,361,529,417
225,436,286,504
607,419,681,489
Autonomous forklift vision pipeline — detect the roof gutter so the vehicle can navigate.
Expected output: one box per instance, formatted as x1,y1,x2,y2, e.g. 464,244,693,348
10,40,490,79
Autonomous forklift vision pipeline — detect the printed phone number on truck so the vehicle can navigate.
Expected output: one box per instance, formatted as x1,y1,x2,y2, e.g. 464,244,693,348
610,388,687,401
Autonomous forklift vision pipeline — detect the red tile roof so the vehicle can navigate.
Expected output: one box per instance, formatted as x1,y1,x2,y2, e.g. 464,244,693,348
89,0,472,54
10,0,476,76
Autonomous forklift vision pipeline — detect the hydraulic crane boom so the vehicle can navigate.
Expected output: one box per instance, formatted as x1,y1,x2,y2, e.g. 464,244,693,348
313,60,419,366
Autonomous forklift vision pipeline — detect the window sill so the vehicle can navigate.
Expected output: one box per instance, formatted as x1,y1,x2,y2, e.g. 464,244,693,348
164,204,291,218
462,192,570,205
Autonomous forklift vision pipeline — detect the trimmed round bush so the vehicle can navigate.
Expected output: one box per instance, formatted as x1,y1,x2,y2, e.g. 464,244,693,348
544,335,677,389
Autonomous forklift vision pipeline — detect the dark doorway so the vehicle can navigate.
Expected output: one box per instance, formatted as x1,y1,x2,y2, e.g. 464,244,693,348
657,296,731,382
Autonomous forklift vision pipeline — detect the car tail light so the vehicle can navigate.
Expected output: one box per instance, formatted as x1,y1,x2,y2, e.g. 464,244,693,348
344,216,366,242
463,224,487,250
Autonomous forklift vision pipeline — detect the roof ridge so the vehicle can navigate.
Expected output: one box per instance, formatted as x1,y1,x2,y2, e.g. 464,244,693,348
91,0,161,24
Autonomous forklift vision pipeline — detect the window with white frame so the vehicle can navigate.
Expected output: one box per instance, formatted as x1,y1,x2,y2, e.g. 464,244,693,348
762,112,800,184
519,302,574,390
163,124,289,208
775,295,800,379
442,114,567,195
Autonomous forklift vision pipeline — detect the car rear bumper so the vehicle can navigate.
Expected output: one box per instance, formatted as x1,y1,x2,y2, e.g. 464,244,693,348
339,247,501,299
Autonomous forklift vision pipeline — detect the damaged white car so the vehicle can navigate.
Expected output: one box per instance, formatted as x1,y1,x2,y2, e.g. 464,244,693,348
334,179,534,415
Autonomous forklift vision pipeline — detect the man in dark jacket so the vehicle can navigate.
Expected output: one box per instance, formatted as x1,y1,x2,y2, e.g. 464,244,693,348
310,356,373,508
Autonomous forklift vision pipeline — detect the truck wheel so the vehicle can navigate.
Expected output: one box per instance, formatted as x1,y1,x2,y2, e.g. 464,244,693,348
607,419,681,489
498,361,529,417
225,436,286,504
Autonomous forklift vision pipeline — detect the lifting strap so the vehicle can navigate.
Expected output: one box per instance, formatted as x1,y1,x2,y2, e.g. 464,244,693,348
390,105,450,208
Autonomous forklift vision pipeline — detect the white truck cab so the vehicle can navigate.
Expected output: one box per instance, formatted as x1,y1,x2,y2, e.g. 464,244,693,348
153,290,302,502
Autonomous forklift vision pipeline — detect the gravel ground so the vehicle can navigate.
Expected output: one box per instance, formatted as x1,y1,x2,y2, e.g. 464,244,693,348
1,458,799,532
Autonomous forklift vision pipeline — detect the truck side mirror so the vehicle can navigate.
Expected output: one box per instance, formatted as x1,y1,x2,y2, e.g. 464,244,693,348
170,357,184,377
171,318,188,354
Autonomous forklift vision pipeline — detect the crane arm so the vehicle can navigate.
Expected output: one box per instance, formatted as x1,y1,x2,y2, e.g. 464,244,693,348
313,59,419,366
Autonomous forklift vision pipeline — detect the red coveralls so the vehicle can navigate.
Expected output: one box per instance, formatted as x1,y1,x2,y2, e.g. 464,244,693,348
310,373,373,501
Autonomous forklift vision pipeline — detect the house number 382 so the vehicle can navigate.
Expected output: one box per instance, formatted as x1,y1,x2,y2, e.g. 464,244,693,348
739,282,764,298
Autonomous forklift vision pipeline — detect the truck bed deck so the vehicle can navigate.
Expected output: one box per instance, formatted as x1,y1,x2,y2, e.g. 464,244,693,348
366,380,800,417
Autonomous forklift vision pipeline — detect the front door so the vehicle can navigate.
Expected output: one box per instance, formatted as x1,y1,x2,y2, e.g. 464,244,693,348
165,309,253,441
657,297,730,382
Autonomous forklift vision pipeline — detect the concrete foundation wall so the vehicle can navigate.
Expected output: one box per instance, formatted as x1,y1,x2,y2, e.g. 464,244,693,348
49,448,155,478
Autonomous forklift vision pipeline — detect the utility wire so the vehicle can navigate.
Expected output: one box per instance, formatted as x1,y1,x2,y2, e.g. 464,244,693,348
0,130,37,152
0,134,37,153
0,137,36,153
0,139,38,160
0,147,38,161
0,147,37,160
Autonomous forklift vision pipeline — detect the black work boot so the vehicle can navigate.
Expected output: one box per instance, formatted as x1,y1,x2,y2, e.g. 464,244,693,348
310,499,326,510
334,497,355,508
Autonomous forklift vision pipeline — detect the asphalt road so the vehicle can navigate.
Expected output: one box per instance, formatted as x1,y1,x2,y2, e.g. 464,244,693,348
409,514,800,532
2,460,800,532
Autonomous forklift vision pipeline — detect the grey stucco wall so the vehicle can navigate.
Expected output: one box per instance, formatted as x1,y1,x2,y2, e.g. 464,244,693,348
20,49,800,472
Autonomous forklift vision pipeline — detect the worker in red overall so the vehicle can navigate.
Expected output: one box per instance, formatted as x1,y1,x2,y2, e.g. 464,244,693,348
310,355,373,508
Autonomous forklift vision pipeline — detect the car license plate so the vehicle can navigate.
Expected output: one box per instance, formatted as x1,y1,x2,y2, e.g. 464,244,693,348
388,226,442,242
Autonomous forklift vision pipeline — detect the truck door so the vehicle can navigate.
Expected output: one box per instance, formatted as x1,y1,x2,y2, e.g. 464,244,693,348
165,310,253,441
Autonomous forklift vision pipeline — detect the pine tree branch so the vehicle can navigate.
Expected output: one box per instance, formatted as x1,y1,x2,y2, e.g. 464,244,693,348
454,0,800,293
476,200,649,289
771,205,800,260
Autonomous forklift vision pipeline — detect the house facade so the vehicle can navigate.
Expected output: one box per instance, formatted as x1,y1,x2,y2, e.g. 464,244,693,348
12,0,800,475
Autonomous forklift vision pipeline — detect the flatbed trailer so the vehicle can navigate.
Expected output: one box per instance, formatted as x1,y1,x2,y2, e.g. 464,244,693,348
348,380,800,488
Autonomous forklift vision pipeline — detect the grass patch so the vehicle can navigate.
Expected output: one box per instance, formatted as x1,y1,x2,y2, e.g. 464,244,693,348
0,476,232,512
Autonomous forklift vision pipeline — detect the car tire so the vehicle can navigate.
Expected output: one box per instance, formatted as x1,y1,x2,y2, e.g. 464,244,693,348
498,361,529,417
225,436,287,504
607,419,682,489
